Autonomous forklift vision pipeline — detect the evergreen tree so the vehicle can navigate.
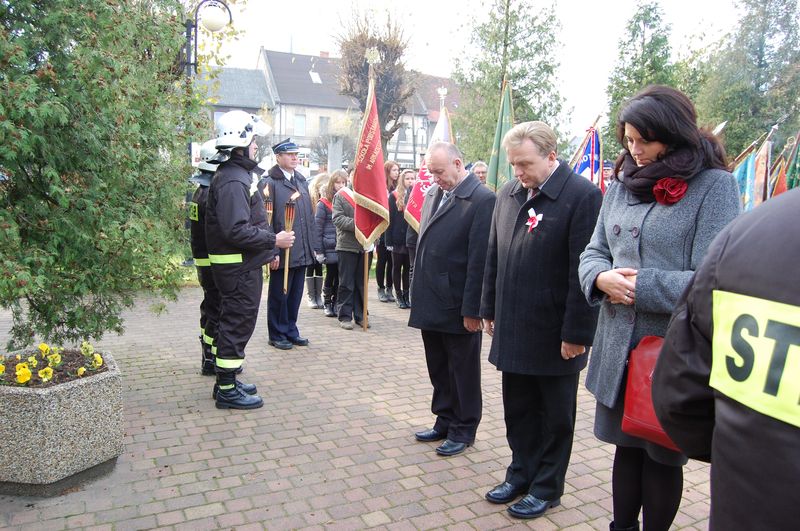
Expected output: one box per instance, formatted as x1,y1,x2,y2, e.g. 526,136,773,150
452,0,566,163
0,0,205,347
694,0,800,157
603,1,674,158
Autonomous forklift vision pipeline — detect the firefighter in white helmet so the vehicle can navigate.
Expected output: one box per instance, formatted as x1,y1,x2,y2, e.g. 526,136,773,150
205,111,294,409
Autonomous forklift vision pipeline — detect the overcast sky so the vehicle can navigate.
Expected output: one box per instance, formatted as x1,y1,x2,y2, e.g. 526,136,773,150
212,0,742,139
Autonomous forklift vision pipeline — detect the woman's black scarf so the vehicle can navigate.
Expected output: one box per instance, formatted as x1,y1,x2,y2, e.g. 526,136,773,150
620,147,706,202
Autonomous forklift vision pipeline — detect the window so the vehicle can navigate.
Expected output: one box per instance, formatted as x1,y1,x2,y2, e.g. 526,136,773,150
398,124,407,142
319,116,330,136
294,114,306,136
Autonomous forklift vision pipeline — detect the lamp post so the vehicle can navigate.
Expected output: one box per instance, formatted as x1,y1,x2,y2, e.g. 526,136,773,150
182,0,233,77
180,0,233,267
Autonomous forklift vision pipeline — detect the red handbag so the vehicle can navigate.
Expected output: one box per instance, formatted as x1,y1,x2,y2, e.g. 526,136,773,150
621,336,680,452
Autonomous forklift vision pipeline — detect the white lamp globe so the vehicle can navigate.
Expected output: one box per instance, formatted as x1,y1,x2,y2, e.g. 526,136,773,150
199,1,230,33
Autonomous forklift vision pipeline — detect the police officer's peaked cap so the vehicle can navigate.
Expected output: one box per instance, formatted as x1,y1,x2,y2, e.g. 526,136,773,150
603,159,614,169
272,138,300,154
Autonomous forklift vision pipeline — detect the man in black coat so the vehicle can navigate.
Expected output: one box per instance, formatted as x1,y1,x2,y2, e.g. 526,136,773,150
408,142,496,457
262,139,318,350
480,121,601,518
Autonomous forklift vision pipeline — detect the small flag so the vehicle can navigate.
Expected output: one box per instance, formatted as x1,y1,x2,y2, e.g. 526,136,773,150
352,77,389,248
573,127,602,188
753,138,772,208
404,107,454,232
486,80,514,192
733,153,756,210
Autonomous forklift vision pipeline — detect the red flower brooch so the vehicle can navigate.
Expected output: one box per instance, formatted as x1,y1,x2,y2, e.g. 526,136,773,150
525,207,543,233
653,177,688,205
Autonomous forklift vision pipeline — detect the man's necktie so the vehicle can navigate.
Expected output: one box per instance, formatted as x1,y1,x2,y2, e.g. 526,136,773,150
437,190,451,212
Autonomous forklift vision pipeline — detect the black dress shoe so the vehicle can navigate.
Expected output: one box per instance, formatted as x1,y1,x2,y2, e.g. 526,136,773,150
268,339,293,350
435,439,469,456
414,428,446,442
507,494,560,519
212,380,258,399
288,336,309,346
215,387,264,410
485,482,527,504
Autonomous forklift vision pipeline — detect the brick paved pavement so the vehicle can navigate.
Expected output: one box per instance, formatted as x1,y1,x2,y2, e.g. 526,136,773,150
0,284,711,530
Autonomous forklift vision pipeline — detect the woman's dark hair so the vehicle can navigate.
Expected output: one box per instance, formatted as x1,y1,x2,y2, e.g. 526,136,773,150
615,85,727,172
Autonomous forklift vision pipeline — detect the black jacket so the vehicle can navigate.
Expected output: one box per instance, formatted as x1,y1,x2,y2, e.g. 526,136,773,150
205,153,276,277
189,175,212,265
408,173,495,334
653,188,800,531
314,198,337,264
385,190,409,249
261,165,317,269
481,161,602,375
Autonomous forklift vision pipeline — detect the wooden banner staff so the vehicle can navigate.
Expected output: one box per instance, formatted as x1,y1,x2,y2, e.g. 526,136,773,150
283,192,300,293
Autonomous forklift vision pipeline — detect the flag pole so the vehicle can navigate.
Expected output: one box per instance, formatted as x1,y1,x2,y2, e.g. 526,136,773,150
569,114,601,169
361,49,381,332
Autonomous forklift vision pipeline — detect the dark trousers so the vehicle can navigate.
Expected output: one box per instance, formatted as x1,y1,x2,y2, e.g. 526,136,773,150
421,330,482,444
267,265,305,341
197,265,220,349
502,371,580,500
212,267,262,385
375,242,393,290
306,263,323,277
323,263,339,304
336,250,364,322
391,251,410,294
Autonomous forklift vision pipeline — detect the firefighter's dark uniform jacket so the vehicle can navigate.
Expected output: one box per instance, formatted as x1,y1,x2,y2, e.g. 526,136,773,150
189,171,219,352
205,153,277,277
653,188,800,531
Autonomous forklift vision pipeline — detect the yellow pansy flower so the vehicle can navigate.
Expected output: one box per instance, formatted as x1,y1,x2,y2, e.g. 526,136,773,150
16,365,31,384
15,362,28,372
28,356,38,368
38,343,50,356
47,353,62,367
92,353,104,368
0,363,5,375
38,367,53,382
77,367,86,377
80,341,94,357
15,354,21,360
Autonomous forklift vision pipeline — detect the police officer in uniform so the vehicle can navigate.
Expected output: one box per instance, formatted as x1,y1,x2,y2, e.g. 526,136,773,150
653,188,800,530
189,139,220,376
262,139,317,350
206,111,294,409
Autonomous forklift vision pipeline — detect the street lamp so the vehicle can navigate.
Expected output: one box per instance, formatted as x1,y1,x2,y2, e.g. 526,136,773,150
182,0,233,77
180,1,232,267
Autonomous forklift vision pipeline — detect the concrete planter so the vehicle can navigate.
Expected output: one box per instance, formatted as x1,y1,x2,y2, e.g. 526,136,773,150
0,352,123,489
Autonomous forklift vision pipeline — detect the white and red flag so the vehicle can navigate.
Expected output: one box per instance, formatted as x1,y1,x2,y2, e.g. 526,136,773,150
404,107,454,232
352,77,389,248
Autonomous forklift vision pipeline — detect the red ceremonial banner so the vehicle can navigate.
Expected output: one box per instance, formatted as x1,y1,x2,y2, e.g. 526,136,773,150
404,107,454,231
353,77,389,248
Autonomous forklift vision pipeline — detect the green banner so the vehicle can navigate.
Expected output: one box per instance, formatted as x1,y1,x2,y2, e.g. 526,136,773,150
486,81,515,192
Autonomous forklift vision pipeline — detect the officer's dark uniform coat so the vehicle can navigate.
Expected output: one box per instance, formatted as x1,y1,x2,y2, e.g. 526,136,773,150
653,188,800,531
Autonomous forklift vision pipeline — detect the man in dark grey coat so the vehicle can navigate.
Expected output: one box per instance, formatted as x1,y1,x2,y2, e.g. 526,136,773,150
481,122,602,519
408,142,496,457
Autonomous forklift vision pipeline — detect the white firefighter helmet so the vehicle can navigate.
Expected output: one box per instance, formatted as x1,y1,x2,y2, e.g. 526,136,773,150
198,138,219,172
215,110,271,150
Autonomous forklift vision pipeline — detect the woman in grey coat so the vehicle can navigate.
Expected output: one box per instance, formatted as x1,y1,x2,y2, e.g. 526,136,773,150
578,85,741,531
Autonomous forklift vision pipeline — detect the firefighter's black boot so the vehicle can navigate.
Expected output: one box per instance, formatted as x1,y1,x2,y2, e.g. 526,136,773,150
212,380,257,399
215,381,263,410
